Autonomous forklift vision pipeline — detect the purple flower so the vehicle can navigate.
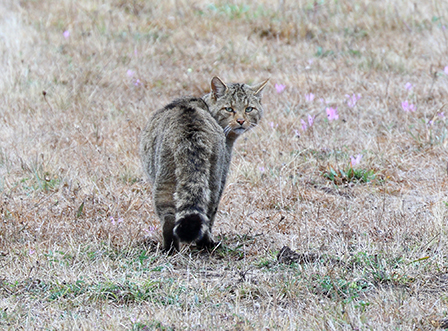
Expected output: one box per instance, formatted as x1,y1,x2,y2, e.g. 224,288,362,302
269,122,278,129
401,100,415,112
305,93,315,102
63,30,70,39
134,79,142,87
346,94,361,108
405,82,412,91
127,69,135,77
144,226,157,238
301,114,316,131
326,107,339,121
145,225,156,233
144,226,156,233
110,216,123,226
29,249,35,255
444,66,448,75
301,119,307,131
259,166,265,173
438,112,445,119
275,84,286,94
308,114,315,127
350,154,363,167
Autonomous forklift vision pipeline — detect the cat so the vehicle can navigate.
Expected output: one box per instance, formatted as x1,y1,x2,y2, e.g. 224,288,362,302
139,76,268,252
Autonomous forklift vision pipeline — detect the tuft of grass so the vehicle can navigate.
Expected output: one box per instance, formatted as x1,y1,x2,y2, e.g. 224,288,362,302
323,166,377,185
207,3,251,20
132,321,175,331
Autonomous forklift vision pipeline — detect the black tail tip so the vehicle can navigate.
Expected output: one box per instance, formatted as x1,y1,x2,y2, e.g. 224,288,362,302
174,214,205,243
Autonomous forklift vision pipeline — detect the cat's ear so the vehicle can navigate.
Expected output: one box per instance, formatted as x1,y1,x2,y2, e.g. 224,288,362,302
252,79,269,98
211,76,228,100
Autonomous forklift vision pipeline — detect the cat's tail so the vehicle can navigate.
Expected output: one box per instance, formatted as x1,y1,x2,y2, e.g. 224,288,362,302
172,122,212,244
172,175,211,244
173,212,209,243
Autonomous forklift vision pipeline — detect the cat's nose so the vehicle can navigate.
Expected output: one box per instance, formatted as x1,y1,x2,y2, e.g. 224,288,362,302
236,118,245,125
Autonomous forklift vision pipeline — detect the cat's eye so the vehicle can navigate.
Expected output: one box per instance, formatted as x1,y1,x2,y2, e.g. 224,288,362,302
225,107,234,112
245,107,254,113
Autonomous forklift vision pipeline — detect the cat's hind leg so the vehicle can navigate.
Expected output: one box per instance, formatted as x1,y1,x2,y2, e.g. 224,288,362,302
153,180,179,253
162,214,179,253
196,229,215,250
195,205,217,250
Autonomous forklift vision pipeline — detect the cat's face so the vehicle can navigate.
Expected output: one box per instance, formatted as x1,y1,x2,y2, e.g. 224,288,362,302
205,77,269,139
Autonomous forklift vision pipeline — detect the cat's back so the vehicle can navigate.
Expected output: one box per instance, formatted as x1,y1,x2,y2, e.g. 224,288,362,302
139,97,225,181
141,97,223,144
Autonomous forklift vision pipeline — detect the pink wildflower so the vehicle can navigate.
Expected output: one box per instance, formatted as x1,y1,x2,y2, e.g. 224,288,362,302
326,107,339,121
305,93,315,102
350,154,363,167
405,82,412,91
63,30,70,39
308,114,315,127
301,119,307,131
275,84,286,94
445,66,448,75
143,226,155,235
110,217,123,226
346,94,361,108
143,226,157,239
401,100,416,112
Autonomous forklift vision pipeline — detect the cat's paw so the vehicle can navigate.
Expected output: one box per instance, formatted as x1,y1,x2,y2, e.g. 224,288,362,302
195,236,216,251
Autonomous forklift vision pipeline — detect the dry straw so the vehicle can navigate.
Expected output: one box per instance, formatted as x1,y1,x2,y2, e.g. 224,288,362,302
0,0,448,329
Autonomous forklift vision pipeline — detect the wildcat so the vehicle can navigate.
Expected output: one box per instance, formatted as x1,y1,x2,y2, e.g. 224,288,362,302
139,77,268,252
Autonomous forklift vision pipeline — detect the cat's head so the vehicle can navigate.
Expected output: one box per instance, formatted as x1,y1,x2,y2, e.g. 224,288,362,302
204,76,269,139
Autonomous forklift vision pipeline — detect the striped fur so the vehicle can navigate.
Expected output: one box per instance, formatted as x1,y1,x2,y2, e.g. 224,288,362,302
139,77,268,252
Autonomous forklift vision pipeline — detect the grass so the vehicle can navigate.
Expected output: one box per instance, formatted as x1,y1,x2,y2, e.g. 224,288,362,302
1,0,448,329
323,165,378,185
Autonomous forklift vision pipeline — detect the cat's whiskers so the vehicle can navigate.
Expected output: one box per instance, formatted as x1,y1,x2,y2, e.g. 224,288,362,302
248,122,258,130
223,125,232,137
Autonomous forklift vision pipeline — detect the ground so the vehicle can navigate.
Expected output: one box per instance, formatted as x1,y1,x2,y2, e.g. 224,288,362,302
1,0,448,330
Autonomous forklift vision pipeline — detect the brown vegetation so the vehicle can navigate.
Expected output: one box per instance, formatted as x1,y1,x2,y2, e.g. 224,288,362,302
1,0,448,329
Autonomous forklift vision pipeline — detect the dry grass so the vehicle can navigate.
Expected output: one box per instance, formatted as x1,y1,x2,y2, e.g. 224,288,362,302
1,0,448,329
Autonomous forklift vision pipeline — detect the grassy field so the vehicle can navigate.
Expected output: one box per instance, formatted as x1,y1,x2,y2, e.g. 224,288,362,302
1,0,448,329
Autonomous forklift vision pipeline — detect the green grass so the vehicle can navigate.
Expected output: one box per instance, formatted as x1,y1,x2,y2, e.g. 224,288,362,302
323,166,378,184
